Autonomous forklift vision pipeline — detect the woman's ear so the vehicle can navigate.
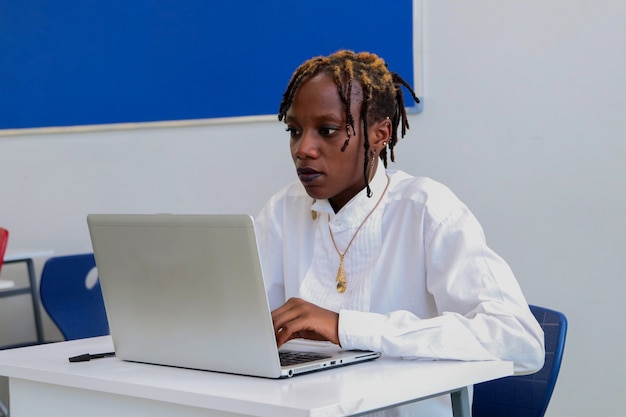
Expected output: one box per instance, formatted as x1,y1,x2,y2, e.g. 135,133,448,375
370,118,392,151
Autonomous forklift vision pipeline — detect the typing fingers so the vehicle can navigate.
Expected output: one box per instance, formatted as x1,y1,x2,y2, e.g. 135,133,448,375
271,298,339,347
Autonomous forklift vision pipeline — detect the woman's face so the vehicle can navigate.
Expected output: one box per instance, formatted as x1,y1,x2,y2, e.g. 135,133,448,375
285,72,388,211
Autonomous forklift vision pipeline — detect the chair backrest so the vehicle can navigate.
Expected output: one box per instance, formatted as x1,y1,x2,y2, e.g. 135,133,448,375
39,253,110,340
472,305,568,417
0,227,8,276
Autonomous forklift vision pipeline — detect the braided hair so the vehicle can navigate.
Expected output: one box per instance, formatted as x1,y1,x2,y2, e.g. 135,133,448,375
278,50,420,197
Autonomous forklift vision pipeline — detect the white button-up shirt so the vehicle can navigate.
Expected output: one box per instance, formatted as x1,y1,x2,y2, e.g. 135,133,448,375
255,167,544,417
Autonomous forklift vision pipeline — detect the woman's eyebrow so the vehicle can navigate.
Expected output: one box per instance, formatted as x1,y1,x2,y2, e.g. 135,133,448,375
314,113,343,122
285,113,344,125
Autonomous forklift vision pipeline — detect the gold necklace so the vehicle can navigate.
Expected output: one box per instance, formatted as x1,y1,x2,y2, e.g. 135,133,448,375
328,176,390,293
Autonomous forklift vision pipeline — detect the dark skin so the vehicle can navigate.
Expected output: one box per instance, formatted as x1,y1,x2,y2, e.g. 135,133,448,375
272,72,392,348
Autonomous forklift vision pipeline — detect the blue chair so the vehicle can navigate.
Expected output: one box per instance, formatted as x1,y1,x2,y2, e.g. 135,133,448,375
39,253,110,340
1,253,109,416
472,305,568,417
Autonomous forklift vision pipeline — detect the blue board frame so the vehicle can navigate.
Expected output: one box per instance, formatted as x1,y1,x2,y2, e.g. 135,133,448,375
0,0,416,130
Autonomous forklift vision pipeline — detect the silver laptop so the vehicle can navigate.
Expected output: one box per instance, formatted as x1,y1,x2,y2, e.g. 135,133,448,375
87,213,381,378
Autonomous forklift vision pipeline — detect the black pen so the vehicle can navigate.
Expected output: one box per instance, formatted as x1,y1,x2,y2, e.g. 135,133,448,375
68,352,116,363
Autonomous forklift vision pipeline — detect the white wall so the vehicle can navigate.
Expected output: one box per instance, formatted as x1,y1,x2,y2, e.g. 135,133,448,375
1,1,624,416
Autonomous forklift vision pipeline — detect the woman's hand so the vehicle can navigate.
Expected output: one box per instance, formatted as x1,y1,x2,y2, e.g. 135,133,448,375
271,297,340,348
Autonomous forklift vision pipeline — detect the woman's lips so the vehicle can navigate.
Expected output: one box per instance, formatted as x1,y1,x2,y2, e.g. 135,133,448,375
297,167,322,183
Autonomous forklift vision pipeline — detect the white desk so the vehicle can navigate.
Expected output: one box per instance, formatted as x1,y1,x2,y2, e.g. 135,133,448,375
0,336,513,417
0,249,54,344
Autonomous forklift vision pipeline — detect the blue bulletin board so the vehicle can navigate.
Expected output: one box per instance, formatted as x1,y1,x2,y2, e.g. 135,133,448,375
0,0,418,130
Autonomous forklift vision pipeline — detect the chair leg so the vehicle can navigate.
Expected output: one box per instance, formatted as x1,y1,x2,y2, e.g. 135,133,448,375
450,386,470,417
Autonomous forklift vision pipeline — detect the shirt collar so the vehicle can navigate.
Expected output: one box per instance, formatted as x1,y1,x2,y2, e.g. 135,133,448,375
310,166,388,223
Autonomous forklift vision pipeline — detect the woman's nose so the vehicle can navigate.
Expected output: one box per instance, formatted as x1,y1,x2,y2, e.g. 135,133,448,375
293,131,319,159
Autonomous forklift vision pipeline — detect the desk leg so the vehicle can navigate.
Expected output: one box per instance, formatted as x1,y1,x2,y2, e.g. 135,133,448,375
450,386,470,417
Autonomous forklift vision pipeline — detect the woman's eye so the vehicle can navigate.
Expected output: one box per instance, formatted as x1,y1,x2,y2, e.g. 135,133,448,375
285,126,301,137
319,127,339,136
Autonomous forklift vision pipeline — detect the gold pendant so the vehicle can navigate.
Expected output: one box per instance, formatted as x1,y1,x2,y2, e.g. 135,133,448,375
336,256,347,293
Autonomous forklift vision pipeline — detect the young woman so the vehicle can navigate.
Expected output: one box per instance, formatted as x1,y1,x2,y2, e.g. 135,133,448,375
255,50,544,416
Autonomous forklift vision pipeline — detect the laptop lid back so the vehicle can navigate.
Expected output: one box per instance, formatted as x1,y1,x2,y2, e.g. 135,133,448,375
87,214,284,378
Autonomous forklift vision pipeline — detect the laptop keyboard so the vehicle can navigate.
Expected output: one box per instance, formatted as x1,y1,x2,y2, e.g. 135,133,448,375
279,350,332,366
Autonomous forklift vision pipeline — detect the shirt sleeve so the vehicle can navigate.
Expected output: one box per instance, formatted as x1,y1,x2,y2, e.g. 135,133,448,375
338,203,545,375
